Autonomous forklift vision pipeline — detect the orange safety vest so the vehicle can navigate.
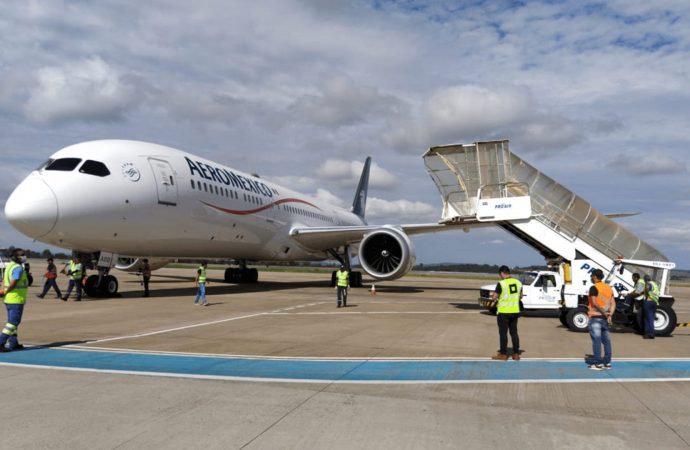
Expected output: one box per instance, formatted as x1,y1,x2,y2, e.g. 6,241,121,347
588,281,613,318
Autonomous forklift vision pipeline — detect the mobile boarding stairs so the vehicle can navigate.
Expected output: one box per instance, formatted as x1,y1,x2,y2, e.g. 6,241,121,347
423,140,678,334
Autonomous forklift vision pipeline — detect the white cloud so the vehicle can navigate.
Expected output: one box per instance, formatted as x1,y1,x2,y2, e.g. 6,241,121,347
366,197,437,220
313,188,347,208
291,75,401,127
607,150,687,175
24,57,137,123
317,159,398,189
483,239,505,245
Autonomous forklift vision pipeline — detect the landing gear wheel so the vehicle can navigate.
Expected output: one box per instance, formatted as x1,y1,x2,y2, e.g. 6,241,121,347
654,304,677,337
566,307,589,332
330,271,337,287
84,275,101,297
248,268,258,283
103,275,119,296
350,271,363,288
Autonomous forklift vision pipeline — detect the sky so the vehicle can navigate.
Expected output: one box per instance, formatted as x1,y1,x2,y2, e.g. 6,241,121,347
0,0,689,268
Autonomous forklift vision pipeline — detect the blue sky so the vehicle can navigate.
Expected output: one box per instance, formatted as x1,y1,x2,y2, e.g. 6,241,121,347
0,0,688,267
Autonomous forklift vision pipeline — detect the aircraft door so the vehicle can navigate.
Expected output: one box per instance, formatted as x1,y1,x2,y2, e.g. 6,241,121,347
148,158,178,206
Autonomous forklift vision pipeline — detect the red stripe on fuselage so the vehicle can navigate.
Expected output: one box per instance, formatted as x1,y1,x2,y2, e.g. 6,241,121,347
200,198,322,215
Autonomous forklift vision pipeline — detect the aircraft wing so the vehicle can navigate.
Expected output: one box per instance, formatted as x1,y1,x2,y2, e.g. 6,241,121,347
290,223,454,250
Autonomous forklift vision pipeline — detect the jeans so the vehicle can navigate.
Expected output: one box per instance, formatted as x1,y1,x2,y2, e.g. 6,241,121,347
195,283,206,304
497,313,520,354
642,301,657,336
40,278,62,297
0,303,24,348
588,317,612,365
64,278,82,300
337,286,348,306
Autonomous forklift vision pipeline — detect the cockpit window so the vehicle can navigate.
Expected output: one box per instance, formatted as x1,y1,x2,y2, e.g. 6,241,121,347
45,158,82,171
79,160,110,177
36,159,53,171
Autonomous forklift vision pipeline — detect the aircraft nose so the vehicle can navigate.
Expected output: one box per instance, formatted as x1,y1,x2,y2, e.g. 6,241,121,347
5,177,58,238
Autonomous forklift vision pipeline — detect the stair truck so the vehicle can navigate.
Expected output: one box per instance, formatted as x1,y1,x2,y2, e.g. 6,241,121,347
423,140,678,335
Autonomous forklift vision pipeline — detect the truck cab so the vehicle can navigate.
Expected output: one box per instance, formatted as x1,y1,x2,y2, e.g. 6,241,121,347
478,270,563,313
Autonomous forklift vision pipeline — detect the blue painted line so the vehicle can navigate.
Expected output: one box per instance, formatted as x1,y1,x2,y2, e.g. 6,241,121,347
1,348,690,383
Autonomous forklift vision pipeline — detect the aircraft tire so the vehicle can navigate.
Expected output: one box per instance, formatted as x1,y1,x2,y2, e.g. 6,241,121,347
224,268,235,283
84,275,101,297
249,268,258,283
103,275,119,296
330,271,337,288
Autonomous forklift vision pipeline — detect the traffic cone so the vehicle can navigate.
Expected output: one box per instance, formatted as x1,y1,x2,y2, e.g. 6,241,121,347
370,284,376,295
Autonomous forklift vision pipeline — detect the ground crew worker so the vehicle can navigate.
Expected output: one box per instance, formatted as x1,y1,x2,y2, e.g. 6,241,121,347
622,272,645,311
194,261,208,306
491,265,522,361
0,248,29,352
61,255,83,301
141,259,151,297
642,275,659,339
37,257,62,299
335,265,349,308
586,269,614,370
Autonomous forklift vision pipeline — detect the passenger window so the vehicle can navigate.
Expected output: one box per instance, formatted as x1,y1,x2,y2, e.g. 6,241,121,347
45,158,82,171
78,160,110,177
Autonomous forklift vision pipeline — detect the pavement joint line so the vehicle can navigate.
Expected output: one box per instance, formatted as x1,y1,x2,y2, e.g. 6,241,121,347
87,301,328,344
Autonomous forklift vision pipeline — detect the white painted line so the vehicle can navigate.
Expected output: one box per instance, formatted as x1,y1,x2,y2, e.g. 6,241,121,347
89,301,329,344
268,311,482,315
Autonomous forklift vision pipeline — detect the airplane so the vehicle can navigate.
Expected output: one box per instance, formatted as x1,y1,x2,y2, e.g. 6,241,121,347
4,140,450,297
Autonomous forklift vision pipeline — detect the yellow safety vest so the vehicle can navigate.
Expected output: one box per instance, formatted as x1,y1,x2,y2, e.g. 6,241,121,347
69,261,83,280
197,266,207,283
497,278,522,314
336,270,349,287
3,261,28,305
647,281,660,305
634,279,646,300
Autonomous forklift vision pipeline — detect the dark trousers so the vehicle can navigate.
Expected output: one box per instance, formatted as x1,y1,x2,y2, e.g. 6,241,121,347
64,279,82,300
337,286,348,306
497,313,520,354
143,276,150,296
0,303,24,348
643,301,657,336
40,279,62,297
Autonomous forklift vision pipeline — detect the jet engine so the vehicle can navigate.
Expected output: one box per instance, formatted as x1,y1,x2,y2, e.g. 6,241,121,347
115,257,171,272
358,227,416,280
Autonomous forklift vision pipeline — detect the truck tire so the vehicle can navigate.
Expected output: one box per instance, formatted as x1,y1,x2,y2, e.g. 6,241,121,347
566,307,589,332
559,311,568,328
654,304,677,337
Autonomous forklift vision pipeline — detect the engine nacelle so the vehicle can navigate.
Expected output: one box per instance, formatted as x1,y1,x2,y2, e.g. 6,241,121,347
115,257,171,272
358,227,416,280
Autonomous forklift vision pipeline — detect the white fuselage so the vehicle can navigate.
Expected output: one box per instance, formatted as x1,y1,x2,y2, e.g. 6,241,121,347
6,140,366,260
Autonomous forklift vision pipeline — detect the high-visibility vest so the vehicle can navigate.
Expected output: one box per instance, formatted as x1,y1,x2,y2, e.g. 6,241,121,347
69,261,82,280
633,279,646,300
197,266,207,283
497,278,522,314
336,270,349,287
588,281,613,318
3,261,28,305
647,281,660,305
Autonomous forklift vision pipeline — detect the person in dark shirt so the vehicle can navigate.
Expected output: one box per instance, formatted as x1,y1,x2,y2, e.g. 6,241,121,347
37,258,62,299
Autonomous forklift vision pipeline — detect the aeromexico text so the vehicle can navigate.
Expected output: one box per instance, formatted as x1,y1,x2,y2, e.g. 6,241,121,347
185,157,278,198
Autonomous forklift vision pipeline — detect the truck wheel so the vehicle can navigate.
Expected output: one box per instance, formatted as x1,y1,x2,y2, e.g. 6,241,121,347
654,305,677,337
566,308,589,332
559,311,568,327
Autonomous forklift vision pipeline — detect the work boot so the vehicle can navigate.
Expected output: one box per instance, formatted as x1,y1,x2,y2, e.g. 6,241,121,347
491,353,508,361
512,353,521,361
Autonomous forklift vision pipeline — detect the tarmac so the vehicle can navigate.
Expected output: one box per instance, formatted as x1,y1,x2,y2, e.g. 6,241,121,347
2,264,690,449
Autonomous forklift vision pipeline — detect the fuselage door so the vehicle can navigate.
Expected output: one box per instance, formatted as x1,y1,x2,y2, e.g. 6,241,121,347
148,158,178,206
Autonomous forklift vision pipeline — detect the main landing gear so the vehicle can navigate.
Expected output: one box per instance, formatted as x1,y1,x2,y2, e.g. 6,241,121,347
224,261,258,283
327,248,363,288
